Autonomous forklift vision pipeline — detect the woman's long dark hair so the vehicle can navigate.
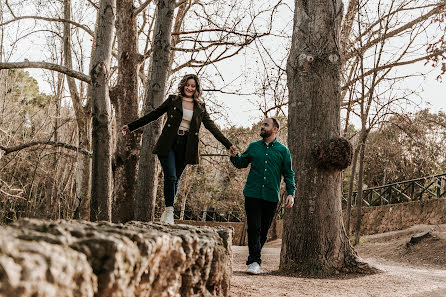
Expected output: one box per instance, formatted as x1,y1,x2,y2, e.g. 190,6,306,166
177,74,203,103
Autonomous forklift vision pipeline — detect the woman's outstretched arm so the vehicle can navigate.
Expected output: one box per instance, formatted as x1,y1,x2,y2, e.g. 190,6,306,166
125,95,175,132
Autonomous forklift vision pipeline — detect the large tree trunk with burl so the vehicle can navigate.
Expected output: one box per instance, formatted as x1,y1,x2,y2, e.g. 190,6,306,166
281,0,374,275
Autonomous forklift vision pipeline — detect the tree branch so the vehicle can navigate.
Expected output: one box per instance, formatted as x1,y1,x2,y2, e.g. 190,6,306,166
172,38,263,52
0,61,91,84
0,188,25,200
0,16,95,37
345,3,446,61
5,0,16,18
342,50,446,90
340,0,359,55
134,0,153,15
203,88,255,96
86,0,99,9
0,141,92,156
171,35,259,73
171,28,261,38
353,3,440,49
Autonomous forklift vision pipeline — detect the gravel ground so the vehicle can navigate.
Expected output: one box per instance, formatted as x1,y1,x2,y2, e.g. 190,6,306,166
230,224,446,297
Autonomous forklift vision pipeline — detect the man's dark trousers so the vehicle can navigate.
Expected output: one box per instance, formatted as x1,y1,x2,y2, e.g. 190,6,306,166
245,196,278,265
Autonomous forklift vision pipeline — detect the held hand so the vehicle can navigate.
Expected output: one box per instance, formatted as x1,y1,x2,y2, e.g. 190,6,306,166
121,125,129,136
229,145,238,157
285,195,294,208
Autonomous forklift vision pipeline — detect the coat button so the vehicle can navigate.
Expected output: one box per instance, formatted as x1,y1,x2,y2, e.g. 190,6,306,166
170,115,173,118
195,132,198,135
168,124,171,127
174,107,176,110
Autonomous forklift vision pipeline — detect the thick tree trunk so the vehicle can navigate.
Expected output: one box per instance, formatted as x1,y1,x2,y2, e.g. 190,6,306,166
282,0,372,275
90,0,115,221
134,0,176,222
111,0,141,223
63,0,92,220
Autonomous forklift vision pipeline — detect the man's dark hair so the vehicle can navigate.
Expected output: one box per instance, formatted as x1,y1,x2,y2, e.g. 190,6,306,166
269,117,280,129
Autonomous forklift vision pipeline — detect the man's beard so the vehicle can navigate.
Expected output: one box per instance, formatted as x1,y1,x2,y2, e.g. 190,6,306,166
260,129,272,138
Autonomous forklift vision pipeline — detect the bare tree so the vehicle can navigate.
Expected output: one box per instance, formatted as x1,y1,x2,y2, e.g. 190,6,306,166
282,0,372,275
340,0,443,237
90,0,116,221
1,0,280,223
426,5,446,77
63,0,92,220
134,0,176,222
0,0,96,219
110,0,143,223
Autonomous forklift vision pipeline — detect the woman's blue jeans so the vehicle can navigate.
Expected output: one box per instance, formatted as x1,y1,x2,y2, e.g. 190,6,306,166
158,134,187,207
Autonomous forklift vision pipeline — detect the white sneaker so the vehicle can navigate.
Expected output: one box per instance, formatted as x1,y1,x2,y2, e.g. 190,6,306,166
246,262,262,275
160,209,167,224
165,206,174,225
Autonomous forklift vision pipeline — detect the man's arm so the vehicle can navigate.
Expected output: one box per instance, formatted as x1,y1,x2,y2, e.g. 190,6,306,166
230,144,251,169
282,147,295,197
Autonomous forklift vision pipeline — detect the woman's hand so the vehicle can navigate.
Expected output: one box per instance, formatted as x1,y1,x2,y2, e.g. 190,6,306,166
121,125,129,136
229,145,238,157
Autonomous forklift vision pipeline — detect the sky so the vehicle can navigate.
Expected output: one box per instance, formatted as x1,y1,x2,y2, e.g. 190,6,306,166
3,0,445,129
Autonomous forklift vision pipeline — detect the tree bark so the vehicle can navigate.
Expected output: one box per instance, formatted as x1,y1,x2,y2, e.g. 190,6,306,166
354,140,366,245
282,0,372,275
0,62,90,83
345,145,359,234
134,0,176,222
167,0,188,76
339,0,359,60
111,0,141,223
63,0,92,220
90,0,115,222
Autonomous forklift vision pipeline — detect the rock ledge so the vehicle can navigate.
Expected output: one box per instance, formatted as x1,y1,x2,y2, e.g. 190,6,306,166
0,219,232,297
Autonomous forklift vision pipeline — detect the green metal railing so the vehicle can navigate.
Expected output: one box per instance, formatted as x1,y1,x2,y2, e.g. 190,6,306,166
344,173,446,207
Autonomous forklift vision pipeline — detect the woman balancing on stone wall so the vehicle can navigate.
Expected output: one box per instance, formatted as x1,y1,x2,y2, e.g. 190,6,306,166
122,74,237,224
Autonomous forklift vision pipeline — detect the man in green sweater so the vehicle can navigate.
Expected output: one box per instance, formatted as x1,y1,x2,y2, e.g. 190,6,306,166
230,118,295,275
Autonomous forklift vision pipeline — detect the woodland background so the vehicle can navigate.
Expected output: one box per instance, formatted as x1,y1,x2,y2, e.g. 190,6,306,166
0,0,445,224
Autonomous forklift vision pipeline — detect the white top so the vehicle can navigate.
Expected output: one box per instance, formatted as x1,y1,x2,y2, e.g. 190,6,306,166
179,108,193,131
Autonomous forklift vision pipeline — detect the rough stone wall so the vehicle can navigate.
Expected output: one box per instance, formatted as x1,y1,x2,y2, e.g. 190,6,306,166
179,221,244,245
0,219,232,297
347,198,446,235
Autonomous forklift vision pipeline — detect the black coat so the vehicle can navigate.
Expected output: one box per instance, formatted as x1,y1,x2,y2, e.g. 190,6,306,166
127,95,232,164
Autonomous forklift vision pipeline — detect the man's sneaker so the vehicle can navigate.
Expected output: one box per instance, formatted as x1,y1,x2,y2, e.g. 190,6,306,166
246,262,262,275
165,206,174,225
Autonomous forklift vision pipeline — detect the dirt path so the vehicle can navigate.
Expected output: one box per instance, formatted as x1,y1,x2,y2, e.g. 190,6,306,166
230,225,446,297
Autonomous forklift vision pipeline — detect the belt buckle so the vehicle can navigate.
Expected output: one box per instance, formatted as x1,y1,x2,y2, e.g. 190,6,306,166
178,129,185,135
